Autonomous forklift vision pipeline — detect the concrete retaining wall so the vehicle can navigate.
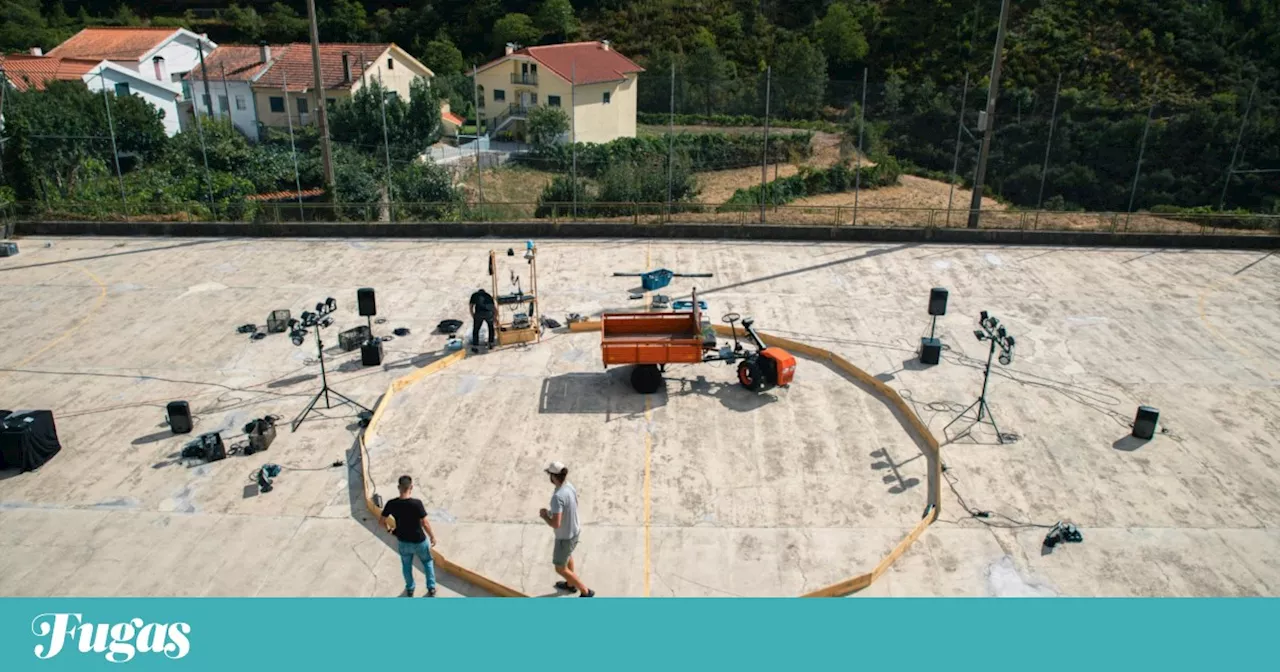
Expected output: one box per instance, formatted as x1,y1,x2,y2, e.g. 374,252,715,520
13,220,1280,250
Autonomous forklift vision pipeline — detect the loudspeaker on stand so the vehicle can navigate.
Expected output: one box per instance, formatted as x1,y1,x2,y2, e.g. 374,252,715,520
166,401,193,434
357,288,377,317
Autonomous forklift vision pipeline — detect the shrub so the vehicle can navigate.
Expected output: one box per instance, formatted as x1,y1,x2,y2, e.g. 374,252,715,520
528,132,812,176
720,157,901,208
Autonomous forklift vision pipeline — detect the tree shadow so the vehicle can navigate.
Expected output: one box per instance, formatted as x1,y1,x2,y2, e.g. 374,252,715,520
1112,435,1150,452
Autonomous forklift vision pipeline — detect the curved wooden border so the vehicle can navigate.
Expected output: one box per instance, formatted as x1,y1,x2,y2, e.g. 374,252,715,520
358,325,942,598
358,348,529,597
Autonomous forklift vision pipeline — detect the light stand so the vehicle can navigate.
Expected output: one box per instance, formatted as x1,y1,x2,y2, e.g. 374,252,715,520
943,311,1016,444
290,297,370,432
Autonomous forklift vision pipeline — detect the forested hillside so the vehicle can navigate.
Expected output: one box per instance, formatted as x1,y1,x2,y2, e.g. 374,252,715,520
2,0,1278,212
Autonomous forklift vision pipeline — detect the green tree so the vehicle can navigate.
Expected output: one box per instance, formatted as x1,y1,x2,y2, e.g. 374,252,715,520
322,0,369,42
770,37,827,118
419,32,465,75
493,13,539,52
526,105,569,147
328,78,441,162
222,3,265,43
814,3,868,73
0,80,166,201
534,0,579,42
394,162,460,219
0,0,49,51
262,2,309,43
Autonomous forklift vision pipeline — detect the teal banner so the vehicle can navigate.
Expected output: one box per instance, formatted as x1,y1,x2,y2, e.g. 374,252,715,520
1,598,1273,670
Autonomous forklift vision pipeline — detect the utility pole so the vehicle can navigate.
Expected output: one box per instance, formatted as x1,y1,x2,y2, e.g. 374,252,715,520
1218,79,1257,211
1035,72,1063,214
376,70,394,213
571,60,577,218
305,0,335,193
1125,102,1155,230
966,0,1011,229
197,43,214,116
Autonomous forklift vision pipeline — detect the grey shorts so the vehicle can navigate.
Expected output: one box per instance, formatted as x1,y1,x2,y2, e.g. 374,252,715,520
552,535,579,567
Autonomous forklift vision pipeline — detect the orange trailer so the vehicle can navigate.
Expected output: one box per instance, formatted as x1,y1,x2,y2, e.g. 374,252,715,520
600,291,795,393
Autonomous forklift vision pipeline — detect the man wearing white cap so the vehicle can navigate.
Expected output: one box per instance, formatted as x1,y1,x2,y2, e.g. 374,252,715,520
539,461,594,597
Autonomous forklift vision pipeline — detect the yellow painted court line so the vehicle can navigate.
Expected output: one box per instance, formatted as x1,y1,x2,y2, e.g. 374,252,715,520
13,267,107,370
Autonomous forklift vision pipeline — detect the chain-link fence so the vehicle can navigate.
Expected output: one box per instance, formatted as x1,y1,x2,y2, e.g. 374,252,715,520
2,66,1277,234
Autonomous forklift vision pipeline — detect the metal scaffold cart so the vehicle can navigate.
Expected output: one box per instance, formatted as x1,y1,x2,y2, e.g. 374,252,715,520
489,241,541,346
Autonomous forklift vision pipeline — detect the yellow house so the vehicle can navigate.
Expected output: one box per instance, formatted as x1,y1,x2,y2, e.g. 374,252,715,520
248,42,433,132
473,40,643,144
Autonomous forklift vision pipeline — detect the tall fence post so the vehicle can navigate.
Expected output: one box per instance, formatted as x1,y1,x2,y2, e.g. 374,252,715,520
1034,72,1063,228
666,63,675,222
376,69,395,221
946,72,971,227
282,70,305,221
1125,102,1155,231
852,67,868,227
95,70,128,214
189,69,216,215
1218,79,1257,212
760,65,771,225
472,64,483,207
571,60,578,219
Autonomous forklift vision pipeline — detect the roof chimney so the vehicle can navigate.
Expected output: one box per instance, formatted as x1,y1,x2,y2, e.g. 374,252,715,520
259,42,270,63
601,40,611,51
505,43,516,56
29,47,43,56
342,52,352,82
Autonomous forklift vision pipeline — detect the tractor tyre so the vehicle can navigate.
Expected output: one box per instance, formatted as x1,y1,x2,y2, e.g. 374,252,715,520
738,360,766,392
631,364,664,394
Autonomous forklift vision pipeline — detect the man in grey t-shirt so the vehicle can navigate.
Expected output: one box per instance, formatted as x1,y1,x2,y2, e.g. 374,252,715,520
539,461,594,597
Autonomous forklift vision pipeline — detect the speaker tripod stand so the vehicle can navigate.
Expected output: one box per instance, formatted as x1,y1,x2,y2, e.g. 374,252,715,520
291,325,370,432
943,313,1015,445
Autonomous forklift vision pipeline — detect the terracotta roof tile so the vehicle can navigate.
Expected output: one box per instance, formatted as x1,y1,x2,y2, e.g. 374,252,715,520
442,111,464,126
0,55,101,91
246,188,326,202
254,43,395,92
47,27,180,61
184,44,285,82
479,41,643,86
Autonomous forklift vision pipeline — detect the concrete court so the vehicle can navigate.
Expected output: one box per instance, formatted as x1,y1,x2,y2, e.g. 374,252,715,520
0,236,1277,597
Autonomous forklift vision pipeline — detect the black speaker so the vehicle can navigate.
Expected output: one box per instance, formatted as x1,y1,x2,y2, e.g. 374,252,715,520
361,339,384,366
928,287,949,316
919,337,942,365
166,401,193,434
358,288,377,317
1132,406,1159,440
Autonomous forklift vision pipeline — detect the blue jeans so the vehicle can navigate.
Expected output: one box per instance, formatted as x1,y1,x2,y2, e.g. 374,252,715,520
398,539,436,592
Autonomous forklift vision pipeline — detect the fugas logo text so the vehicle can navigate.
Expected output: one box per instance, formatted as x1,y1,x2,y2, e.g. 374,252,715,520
31,613,191,663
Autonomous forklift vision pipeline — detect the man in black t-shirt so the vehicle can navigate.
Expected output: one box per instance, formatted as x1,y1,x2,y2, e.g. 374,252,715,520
379,475,438,597
469,287,496,353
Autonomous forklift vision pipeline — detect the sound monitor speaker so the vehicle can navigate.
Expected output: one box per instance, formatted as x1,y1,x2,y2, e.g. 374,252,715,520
1132,406,1159,440
361,339,384,366
202,432,226,462
928,287,949,316
166,401,193,434
919,337,942,365
358,288,377,317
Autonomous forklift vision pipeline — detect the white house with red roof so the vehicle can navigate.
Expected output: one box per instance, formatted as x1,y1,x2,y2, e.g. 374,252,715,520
473,40,643,144
19,26,221,136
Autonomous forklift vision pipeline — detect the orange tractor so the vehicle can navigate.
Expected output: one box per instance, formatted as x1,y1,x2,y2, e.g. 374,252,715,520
600,291,796,393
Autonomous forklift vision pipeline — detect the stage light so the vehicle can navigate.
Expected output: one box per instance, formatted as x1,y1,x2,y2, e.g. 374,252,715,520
325,297,337,312
997,326,1007,338
320,317,334,328
974,330,985,341
980,311,988,322
289,296,370,432
999,353,1011,365
947,310,1017,445
288,318,299,329
291,332,305,347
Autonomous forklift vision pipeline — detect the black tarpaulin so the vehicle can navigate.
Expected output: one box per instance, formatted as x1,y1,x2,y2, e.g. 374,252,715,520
0,410,62,473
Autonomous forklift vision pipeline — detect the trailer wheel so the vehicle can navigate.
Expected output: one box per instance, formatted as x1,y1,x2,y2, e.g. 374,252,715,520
738,360,765,392
631,364,664,394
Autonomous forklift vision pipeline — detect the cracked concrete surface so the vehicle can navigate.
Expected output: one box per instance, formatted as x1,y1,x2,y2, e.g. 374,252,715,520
1,238,1278,597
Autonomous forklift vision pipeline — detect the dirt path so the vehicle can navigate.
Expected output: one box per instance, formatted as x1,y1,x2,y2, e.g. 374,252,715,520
696,131,850,204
